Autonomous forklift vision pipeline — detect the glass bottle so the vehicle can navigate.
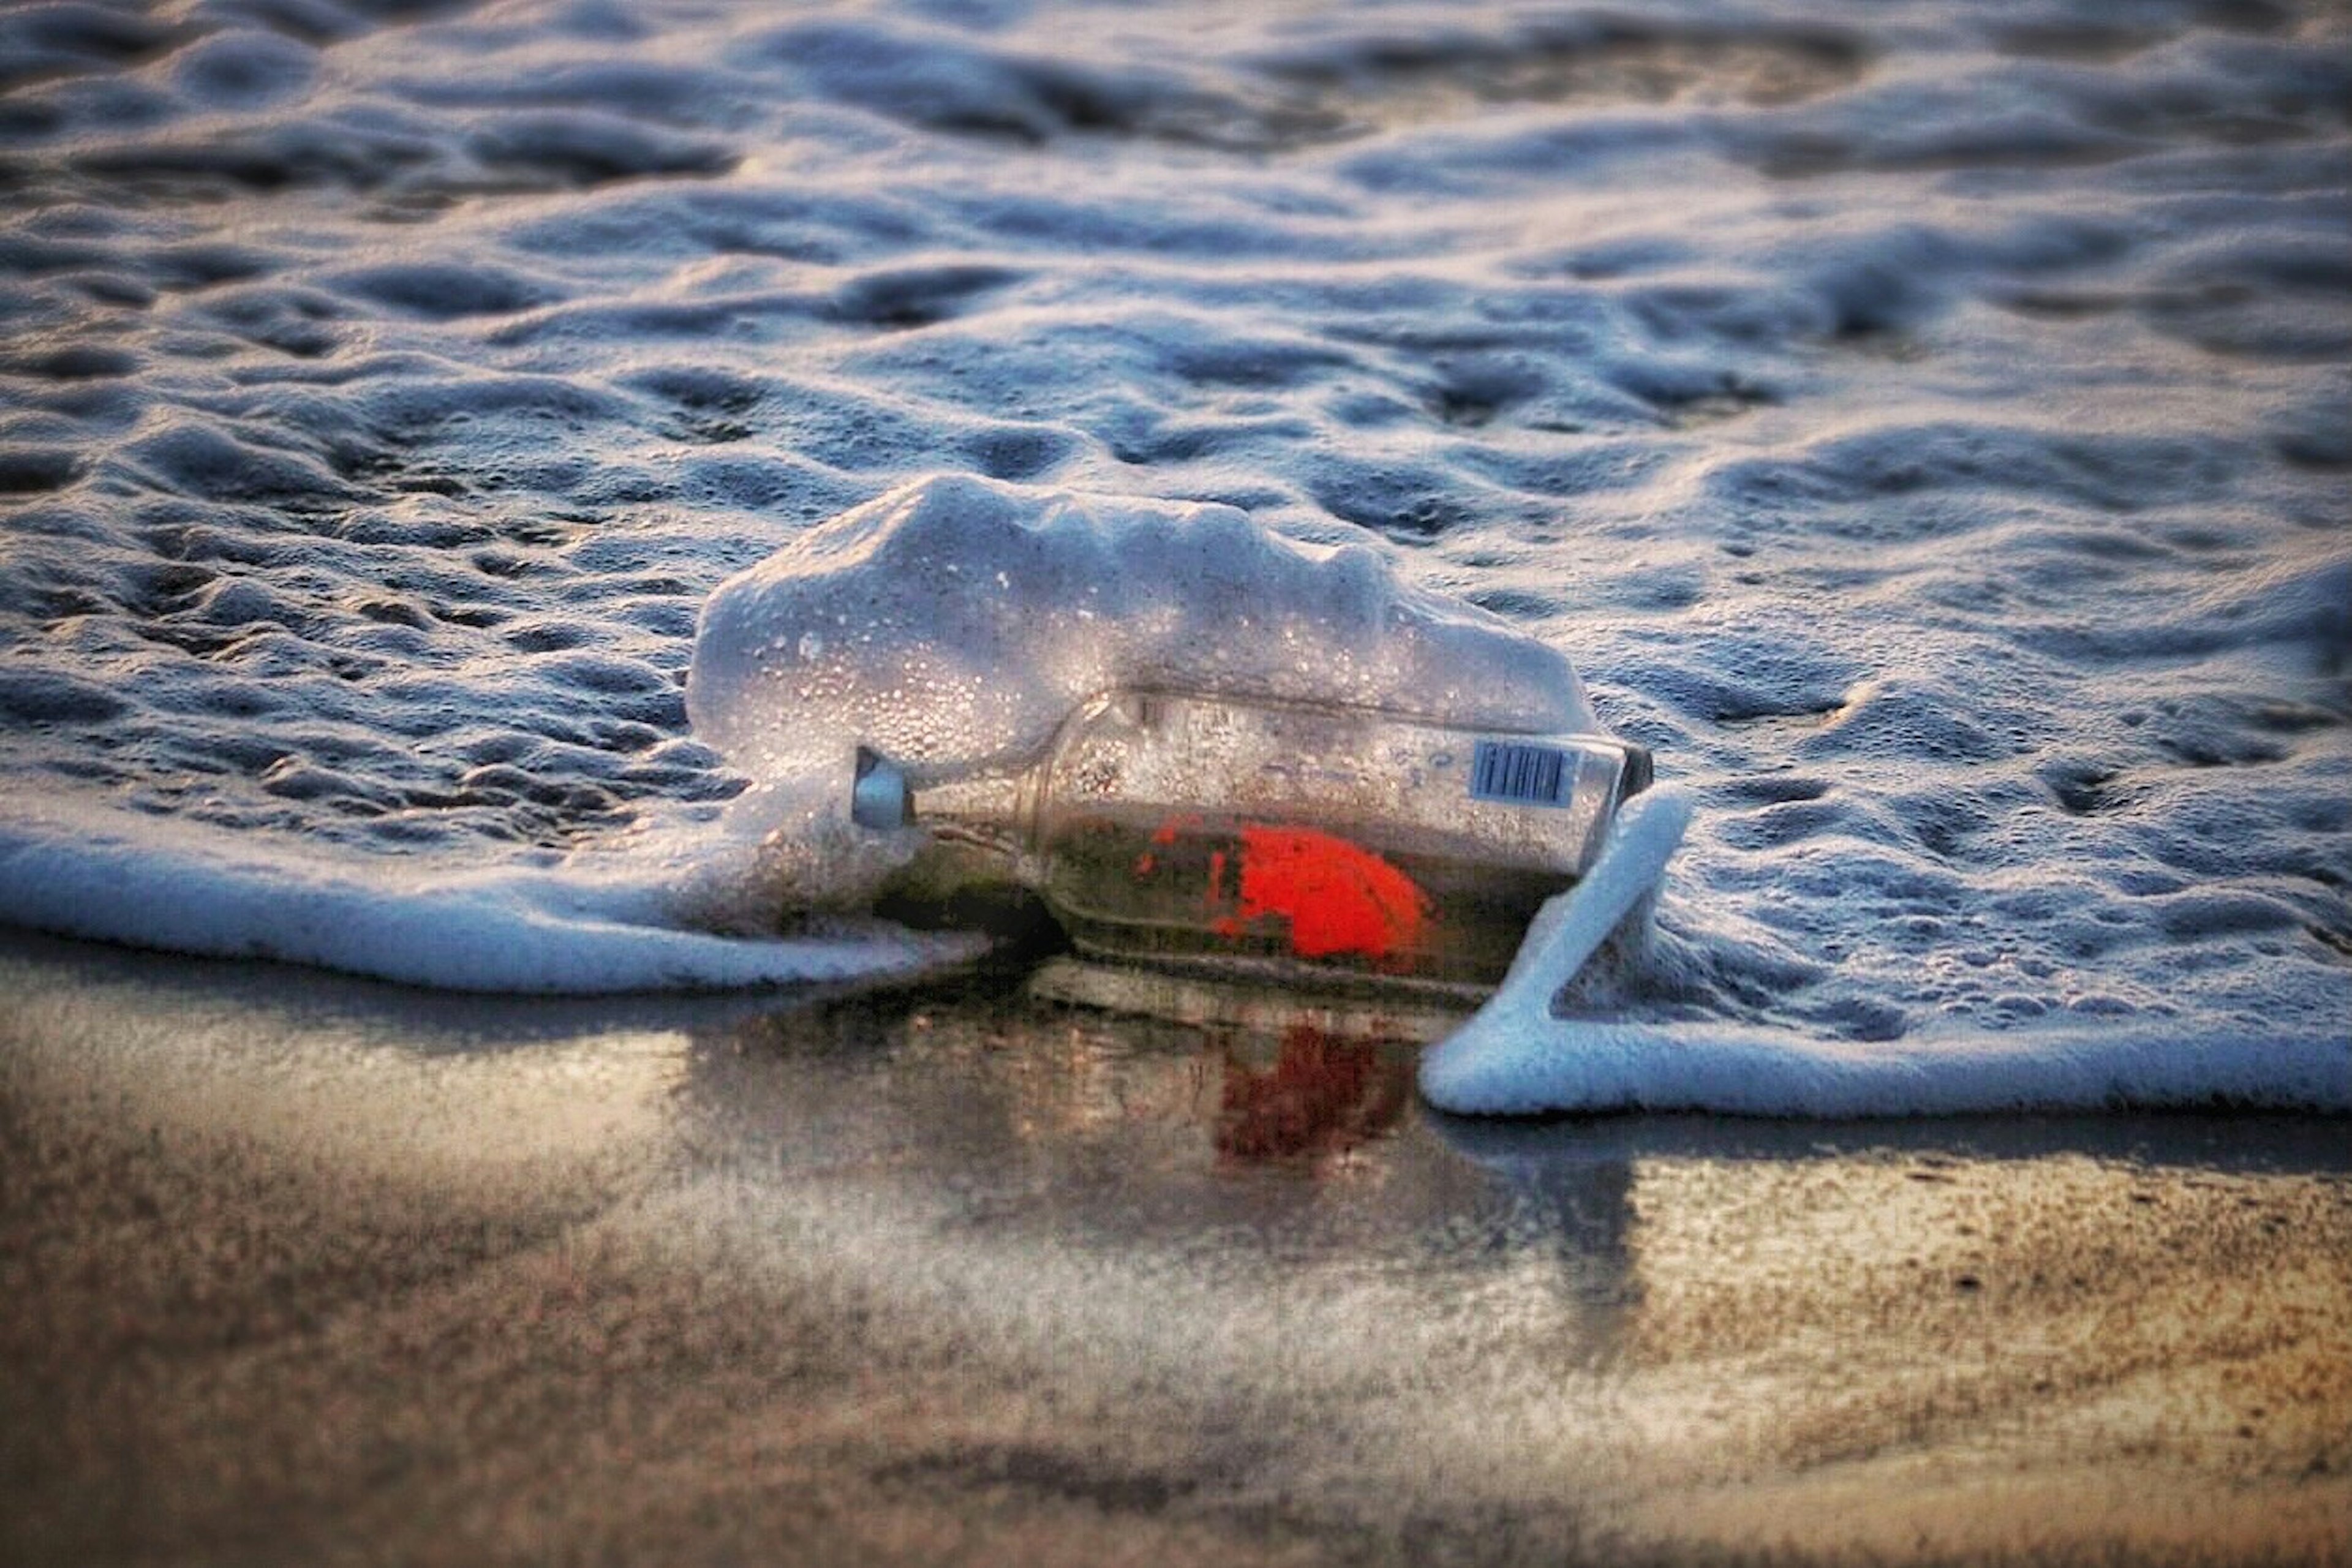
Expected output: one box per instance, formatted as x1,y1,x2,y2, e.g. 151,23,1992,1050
853,688,1650,997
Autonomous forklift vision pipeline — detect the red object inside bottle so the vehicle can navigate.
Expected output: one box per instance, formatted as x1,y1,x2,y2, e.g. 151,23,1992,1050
1155,820,1430,965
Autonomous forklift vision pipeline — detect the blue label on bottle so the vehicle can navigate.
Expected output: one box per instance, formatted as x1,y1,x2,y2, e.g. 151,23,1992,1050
1468,740,1573,807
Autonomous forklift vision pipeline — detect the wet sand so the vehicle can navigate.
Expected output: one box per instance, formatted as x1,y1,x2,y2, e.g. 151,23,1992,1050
2,928,2346,1567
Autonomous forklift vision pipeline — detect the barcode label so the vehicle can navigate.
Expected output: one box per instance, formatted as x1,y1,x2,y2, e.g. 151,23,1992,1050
1469,741,1573,807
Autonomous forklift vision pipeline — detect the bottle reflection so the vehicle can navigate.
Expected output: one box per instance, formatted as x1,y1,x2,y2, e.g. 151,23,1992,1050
673,962,1439,1183
1211,1023,1412,1165
671,973,1639,1360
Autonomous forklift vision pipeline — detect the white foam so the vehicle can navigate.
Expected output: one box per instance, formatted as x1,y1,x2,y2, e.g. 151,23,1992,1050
0,0,2345,1103
0,794,979,995
1422,787,2351,1117
688,472,1596,782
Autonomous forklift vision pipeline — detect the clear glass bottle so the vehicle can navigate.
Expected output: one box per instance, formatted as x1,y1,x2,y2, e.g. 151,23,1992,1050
854,688,1650,997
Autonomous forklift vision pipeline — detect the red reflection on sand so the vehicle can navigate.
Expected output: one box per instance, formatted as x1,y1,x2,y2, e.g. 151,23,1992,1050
1214,1023,1412,1164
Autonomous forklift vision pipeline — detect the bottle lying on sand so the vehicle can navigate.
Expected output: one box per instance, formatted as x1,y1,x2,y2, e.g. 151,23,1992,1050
852,689,1650,996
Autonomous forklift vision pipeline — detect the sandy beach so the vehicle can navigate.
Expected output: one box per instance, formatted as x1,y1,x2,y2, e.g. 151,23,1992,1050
4,927,2344,1567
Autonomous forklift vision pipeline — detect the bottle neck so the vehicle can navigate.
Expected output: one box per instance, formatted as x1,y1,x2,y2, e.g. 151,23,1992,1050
910,769,1038,877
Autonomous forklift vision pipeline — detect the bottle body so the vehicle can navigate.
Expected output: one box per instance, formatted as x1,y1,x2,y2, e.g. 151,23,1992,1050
869,688,1648,997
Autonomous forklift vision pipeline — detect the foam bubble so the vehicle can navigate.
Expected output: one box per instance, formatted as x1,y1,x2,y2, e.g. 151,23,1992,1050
688,472,1594,785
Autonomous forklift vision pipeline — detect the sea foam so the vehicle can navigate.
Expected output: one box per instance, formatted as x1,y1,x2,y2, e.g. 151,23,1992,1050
1422,788,2351,1115
688,473,1593,779
0,792,977,994
0,0,2344,1102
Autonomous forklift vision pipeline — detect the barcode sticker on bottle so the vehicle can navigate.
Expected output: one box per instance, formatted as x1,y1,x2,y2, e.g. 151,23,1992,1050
1469,740,1574,807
